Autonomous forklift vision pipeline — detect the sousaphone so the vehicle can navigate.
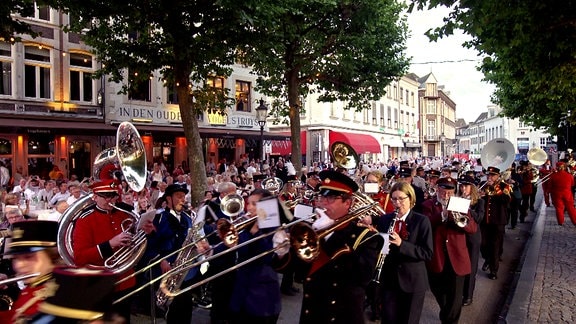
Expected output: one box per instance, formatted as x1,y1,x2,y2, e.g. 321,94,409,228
480,138,516,171
58,122,148,274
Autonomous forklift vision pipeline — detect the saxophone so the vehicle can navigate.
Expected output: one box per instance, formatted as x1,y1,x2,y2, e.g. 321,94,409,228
156,221,205,310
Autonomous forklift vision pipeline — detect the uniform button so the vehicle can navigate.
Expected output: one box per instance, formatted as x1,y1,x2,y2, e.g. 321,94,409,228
446,240,449,243
330,318,336,322
331,300,336,304
333,283,338,287
306,277,311,282
304,294,309,298
351,234,356,238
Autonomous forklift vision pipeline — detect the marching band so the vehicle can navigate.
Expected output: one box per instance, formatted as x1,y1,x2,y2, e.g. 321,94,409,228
0,124,575,324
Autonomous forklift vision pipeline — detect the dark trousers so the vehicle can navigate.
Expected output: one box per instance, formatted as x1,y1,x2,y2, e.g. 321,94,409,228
508,197,521,228
429,260,465,324
112,289,133,324
520,194,530,220
381,288,426,324
480,223,505,273
529,184,538,210
463,232,481,300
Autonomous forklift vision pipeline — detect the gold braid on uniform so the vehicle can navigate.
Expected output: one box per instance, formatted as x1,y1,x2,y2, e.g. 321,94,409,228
492,180,511,197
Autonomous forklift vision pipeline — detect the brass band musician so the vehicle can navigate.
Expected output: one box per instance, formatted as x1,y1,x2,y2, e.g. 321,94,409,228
550,161,576,226
365,170,395,214
480,166,511,280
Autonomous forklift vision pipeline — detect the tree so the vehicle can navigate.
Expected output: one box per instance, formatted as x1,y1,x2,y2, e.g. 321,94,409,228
240,0,410,172
410,0,576,136
50,0,245,206
0,0,43,42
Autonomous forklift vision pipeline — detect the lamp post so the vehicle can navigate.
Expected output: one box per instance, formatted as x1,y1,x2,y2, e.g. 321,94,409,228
256,99,268,162
439,133,445,158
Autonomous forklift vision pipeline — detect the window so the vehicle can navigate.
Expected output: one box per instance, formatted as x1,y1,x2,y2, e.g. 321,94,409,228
372,102,377,125
235,80,251,112
393,84,398,100
387,106,392,127
400,87,404,103
405,89,409,106
411,92,415,107
379,104,385,126
24,45,51,99
330,102,337,117
128,70,151,102
69,53,94,102
426,100,436,114
0,42,12,96
427,120,436,140
25,2,51,21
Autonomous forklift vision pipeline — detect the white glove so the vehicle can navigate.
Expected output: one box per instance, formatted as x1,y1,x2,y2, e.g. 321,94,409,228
273,230,290,257
312,209,335,231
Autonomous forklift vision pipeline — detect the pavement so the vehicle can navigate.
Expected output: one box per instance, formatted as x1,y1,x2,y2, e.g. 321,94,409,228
132,189,576,324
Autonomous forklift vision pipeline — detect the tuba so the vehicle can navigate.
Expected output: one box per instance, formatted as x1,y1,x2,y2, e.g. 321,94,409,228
262,177,284,195
58,122,148,274
480,138,516,171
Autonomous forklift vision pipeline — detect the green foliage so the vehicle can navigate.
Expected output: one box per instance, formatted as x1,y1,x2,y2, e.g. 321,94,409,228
409,0,576,135
238,0,410,169
0,0,39,42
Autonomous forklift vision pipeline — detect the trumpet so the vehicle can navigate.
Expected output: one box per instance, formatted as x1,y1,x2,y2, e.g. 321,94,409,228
442,198,469,228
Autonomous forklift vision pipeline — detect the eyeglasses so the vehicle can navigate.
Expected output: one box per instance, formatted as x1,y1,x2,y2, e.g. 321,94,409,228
316,196,344,204
95,192,119,199
391,196,409,202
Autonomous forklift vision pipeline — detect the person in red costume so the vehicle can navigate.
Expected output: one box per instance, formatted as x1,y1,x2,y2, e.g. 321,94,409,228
550,162,576,226
72,179,154,323
539,159,553,207
0,220,60,323
422,176,477,324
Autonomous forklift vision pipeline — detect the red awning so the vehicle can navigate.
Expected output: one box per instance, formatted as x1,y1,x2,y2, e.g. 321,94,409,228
271,131,306,155
329,130,381,153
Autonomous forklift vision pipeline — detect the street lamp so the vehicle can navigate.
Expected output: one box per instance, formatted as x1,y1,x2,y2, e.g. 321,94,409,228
439,132,445,158
256,98,268,161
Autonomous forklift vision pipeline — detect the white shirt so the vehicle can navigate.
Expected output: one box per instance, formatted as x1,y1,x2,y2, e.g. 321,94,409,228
50,191,71,206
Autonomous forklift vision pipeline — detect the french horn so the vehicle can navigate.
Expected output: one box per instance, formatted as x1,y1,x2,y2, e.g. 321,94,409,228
58,122,148,274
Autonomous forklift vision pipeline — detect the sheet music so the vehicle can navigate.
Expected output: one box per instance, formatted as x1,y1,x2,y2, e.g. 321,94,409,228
447,196,471,214
256,198,281,229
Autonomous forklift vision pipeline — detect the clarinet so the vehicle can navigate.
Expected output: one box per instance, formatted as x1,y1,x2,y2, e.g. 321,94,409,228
372,209,399,284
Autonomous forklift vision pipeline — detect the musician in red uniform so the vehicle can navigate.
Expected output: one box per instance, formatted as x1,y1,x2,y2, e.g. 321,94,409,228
72,179,154,323
539,159,553,207
422,177,477,324
550,162,576,225
0,220,60,323
365,170,395,214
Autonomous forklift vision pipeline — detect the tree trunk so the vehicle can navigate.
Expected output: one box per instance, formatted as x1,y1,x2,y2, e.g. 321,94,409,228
175,67,207,208
286,68,303,175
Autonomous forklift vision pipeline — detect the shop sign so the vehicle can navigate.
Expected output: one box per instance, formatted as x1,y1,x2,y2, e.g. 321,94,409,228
207,112,228,126
229,116,257,128
27,129,51,134
118,107,182,123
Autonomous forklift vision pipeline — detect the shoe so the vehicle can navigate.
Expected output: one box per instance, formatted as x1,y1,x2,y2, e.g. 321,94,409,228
194,297,212,309
488,272,498,280
463,298,473,306
481,262,490,272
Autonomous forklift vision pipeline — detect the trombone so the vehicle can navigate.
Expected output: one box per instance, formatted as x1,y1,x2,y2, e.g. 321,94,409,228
533,171,553,186
114,216,311,304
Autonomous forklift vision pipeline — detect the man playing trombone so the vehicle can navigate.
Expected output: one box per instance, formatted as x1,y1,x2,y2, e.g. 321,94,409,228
276,170,384,323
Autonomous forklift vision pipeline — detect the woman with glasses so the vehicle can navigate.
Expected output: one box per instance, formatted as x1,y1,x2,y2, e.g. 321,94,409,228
72,179,154,322
373,182,433,324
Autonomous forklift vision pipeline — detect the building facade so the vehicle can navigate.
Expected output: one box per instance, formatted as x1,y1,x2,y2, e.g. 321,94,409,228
269,75,420,167
1,5,281,180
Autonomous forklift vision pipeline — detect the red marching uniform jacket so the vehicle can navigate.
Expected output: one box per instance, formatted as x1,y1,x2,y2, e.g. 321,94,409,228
422,198,477,276
72,206,136,291
0,274,54,323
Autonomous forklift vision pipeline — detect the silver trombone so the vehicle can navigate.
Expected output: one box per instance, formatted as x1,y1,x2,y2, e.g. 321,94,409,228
533,171,554,186
114,217,310,304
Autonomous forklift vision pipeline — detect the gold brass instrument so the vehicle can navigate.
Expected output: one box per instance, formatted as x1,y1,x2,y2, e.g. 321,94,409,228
480,138,516,171
0,272,41,286
58,122,148,274
262,177,284,195
0,272,41,310
290,192,383,262
220,193,245,218
331,141,359,170
442,199,469,228
533,171,554,186
527,148,548,167
156,221,205,310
